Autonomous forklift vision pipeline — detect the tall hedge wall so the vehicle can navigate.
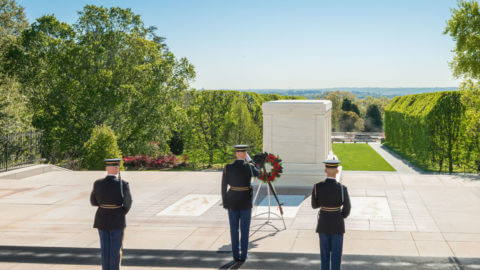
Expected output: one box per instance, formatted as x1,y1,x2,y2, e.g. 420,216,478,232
384,91,465,173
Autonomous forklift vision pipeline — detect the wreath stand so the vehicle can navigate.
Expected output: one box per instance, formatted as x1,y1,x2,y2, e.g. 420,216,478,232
251,177,286,231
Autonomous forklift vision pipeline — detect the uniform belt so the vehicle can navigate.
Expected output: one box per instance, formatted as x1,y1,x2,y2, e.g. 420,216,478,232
320,206,341,212
100,204,122,209
230,186,250,191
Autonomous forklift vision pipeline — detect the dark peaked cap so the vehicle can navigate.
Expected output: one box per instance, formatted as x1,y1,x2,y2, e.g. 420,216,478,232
234,145,249,152
104,158,121,166
323,159,341,168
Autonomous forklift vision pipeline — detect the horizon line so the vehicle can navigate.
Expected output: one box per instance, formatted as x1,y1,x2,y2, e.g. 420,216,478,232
197,86,459,90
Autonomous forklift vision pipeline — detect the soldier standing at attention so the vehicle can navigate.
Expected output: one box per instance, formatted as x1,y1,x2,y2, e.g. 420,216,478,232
312,159,351,270
221,145,261,262
90,158,132,270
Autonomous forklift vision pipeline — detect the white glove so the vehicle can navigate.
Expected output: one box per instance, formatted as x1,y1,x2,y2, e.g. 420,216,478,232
246,152,252,162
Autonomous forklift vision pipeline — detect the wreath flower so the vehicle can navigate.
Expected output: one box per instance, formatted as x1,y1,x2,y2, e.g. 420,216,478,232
254,152,283,183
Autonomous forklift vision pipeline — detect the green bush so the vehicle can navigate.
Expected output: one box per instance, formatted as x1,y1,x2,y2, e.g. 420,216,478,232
384,91,465,173
168,131,184,155
82,125,123,170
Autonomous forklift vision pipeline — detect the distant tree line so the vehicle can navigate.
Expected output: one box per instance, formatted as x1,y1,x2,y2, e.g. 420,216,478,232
242,88,458,99
318,91,388,132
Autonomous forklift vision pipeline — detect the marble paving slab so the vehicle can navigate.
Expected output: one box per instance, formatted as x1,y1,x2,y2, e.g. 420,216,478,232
157,194,220,217
350,197,392,220
253,195,305,218
0,185,64,205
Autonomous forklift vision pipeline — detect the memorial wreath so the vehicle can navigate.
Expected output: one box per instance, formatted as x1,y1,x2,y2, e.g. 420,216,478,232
253,152,283,183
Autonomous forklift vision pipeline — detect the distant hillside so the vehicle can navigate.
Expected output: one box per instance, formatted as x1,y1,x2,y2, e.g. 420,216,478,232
231,87,458,99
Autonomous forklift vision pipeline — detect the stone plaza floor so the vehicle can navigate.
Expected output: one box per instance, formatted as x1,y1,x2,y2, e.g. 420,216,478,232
0,167,480,269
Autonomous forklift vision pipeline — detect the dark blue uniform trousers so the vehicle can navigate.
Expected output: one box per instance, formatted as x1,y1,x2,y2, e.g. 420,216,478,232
228,209,252,260
319,233,343,270
98,229,124,270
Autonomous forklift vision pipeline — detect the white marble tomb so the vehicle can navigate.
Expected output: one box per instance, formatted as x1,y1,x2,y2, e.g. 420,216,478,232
262,100,333,186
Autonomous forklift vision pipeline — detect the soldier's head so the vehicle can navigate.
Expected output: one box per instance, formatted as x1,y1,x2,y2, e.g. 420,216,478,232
323,159,341,178
325,167,339,177
234,145,248,160
105,158,121,175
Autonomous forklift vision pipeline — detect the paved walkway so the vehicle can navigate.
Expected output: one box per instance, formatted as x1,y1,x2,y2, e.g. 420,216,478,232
0,169,479,269
369,143,423,174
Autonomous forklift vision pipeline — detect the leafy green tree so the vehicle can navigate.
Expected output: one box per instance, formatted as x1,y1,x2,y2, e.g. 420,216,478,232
0,0,32,136
0,0,27,49
341,98,351,111
82,125,123,170
185,90,236,167
459,80,480,172
321,91,355,131
359,96,390,115
7,5,195,162
321,91,356,111
444,1,480,79
0,95,7,121
339,111,364,132
444,1,480,172
341,98,360,115
364,104,383,131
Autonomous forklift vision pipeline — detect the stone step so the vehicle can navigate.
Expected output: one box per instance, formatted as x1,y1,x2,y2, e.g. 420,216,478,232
0,164,70,180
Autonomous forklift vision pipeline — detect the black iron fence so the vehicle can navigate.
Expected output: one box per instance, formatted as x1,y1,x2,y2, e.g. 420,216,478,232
0,131,43,172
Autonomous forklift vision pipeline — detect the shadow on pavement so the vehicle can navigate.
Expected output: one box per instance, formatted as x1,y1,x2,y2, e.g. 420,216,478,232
0,245,479,269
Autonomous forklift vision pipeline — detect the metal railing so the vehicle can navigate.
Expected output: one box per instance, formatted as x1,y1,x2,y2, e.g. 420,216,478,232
332,132,384,143
0,131,43,172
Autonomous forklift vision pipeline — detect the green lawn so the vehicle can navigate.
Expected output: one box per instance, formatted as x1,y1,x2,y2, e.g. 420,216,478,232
332,143,396,171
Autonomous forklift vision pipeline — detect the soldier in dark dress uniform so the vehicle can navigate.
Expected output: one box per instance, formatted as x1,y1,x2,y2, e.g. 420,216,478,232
311,159,351,270
221,145,261,262
90,158,132,270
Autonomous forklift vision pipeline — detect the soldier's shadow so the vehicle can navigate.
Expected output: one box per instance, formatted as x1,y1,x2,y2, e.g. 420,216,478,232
217,221,282,253
216,227,279,269
218,260,244,269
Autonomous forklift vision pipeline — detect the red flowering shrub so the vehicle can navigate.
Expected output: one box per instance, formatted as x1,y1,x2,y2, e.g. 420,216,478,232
123,154,179,170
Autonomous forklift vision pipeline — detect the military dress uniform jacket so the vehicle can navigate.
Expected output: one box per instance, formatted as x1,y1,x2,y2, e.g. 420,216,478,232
90,176,132,230
311,178,351,234
221,160,261,210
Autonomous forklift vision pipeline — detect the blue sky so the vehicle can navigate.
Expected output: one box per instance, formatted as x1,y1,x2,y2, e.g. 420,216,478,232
18,0,461,89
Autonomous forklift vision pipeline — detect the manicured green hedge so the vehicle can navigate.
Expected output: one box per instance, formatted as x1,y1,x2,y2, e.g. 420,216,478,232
384,91,466,173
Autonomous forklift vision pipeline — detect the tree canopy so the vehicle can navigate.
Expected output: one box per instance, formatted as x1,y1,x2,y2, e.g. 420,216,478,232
0,0,31,136
444,1,480,80
364,104,383,132
6,5,195,162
